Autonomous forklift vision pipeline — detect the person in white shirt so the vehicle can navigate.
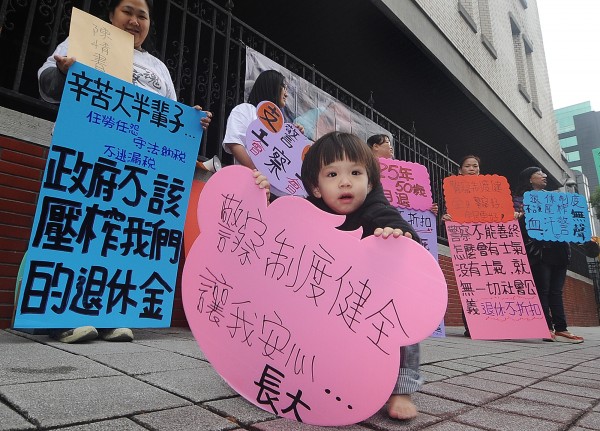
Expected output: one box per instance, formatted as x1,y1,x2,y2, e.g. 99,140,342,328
222,69,288,169
34,0,210,343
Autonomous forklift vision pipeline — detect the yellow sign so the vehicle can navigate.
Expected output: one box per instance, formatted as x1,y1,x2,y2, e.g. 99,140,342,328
67,8,134,82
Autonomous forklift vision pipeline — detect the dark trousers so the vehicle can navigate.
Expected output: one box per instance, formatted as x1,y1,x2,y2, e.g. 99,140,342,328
461,309,470,335
530,261,568,332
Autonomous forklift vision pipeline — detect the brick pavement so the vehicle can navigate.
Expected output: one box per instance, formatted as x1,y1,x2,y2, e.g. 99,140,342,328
1,327,599,430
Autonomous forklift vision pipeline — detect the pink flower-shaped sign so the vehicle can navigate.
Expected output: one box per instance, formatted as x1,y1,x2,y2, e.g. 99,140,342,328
443,174,515,223
182,166,447,426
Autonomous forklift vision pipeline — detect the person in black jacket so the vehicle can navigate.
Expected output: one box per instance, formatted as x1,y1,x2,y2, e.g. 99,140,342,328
301,131,423,420
514,166,583,343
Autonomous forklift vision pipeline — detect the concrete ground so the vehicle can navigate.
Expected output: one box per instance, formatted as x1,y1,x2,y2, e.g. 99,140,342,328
1,326,600,431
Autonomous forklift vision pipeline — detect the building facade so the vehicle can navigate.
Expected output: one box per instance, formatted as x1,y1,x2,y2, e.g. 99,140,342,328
555,101,600,234
230,0,570,185
382,0,565,177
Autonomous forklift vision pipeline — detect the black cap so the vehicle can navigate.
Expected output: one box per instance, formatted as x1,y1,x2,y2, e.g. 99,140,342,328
518,166,541,185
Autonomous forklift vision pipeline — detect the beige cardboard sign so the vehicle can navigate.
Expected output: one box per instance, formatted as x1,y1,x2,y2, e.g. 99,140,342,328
67,8,134,82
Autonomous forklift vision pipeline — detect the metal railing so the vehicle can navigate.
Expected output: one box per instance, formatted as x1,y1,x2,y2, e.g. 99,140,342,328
1,4,457,164
569,245,593,279
0,0,474,245
587,260,600,324
2,0,598,284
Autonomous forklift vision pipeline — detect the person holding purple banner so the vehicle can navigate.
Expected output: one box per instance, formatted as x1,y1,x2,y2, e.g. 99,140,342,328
33,0,211,343
301,132,423,420
514,167,584,343
223,70,288,171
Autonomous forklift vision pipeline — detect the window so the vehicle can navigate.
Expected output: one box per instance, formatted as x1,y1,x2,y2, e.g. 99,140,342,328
566,151,581,162
571,166,582,173
523,34,541,117
559,136,578,149
458,0,477,33
510,14,528,101
557,119,575,134
457,0,497,58
509,13,540,116
478,0,497,58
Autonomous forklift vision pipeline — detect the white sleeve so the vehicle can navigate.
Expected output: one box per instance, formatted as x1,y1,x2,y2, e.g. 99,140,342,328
222,104,256,154
37,39,69,104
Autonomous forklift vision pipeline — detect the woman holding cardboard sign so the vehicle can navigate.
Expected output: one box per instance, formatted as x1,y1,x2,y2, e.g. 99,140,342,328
514,167,584,343
34,0,210,343
441,154,481,222
40,1,170,102
223,69,307,201
38,0,211,129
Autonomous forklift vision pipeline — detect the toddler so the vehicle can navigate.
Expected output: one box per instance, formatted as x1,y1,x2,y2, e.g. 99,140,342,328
300,131,424,420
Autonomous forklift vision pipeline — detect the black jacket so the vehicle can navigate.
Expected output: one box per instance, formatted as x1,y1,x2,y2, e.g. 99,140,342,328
307,182,421,242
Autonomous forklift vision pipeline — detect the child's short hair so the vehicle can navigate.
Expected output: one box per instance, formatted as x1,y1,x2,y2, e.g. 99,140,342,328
301,131,380,196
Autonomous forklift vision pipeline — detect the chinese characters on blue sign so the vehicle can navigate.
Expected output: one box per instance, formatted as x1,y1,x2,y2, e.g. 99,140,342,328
523,191,591,243
14,62,203,328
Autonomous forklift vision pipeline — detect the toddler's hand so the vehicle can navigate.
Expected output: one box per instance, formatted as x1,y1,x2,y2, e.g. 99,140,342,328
252,169,270,201
374,227,412,239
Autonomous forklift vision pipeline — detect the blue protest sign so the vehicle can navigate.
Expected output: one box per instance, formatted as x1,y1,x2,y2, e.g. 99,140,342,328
523,190,591,243
14,62,203,328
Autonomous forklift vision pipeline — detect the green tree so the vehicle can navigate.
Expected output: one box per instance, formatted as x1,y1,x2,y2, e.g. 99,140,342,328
590,187,600,221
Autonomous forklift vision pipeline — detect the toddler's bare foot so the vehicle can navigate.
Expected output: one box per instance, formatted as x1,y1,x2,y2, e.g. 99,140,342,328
387,394,417,420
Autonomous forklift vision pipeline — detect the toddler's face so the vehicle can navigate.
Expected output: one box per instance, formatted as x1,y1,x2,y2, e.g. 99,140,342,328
312,158,371,215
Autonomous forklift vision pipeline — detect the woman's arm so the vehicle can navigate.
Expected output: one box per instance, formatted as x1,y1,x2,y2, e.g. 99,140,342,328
225,143,256,170
38,39,72,104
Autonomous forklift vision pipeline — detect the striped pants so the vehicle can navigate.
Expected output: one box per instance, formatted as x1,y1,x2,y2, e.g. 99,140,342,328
392,343,423,395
